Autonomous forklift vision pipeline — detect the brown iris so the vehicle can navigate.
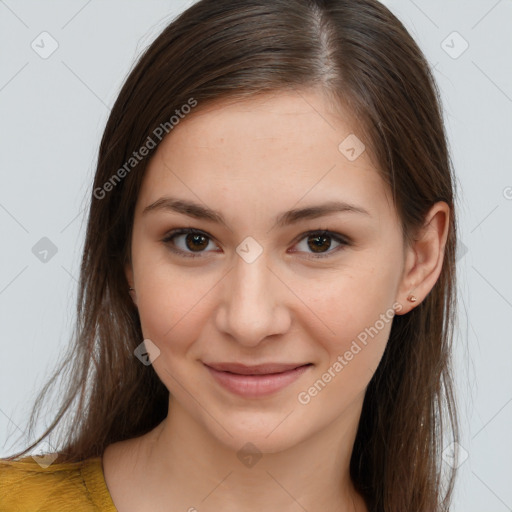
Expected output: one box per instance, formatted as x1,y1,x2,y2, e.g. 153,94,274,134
185,232,209,252
307,232,331,253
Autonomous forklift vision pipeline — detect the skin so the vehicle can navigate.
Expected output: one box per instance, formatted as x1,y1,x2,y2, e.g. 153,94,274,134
102,88,450,512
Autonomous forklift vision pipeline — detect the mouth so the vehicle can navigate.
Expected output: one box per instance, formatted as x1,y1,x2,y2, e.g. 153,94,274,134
203,362,313,375
203,362,313,398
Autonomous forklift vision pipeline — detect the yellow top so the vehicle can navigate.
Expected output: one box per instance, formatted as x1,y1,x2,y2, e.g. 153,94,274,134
0,454,118,511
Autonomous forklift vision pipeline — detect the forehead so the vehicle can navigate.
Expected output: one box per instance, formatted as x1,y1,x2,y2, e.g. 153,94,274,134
137,89,393,221
165,89,363,155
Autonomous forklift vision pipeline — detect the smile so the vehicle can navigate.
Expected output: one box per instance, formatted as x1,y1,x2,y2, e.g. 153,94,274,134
203,362,313,398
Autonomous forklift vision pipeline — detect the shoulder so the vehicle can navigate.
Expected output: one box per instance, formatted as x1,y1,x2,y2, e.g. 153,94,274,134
0,453,110,511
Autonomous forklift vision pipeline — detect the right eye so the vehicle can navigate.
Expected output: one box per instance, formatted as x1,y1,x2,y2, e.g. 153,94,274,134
161,228,220,258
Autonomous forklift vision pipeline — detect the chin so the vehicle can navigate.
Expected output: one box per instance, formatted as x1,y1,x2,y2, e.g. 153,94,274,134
207,415,307,456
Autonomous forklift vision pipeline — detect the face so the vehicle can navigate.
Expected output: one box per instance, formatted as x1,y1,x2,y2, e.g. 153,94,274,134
127,89,408,453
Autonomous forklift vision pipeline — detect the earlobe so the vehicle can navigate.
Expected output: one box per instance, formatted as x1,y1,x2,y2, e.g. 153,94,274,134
395,201,450,315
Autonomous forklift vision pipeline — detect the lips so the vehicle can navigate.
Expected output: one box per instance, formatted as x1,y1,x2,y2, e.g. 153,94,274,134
204,362,312,375
204,362,313,398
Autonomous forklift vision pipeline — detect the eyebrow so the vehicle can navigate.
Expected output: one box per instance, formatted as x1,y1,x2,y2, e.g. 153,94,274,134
142,196,371,228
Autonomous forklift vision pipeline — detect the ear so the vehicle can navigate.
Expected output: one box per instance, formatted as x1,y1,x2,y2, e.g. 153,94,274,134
395,201,450,315
125,261,138,307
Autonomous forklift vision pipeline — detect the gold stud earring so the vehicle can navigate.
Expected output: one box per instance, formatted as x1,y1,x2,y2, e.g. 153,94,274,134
407,294,417,303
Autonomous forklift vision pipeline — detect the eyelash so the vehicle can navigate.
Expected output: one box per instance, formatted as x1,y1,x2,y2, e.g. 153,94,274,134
161,228,351,260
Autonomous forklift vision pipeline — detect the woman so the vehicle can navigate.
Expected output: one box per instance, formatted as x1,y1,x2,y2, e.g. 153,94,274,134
0,0,460,510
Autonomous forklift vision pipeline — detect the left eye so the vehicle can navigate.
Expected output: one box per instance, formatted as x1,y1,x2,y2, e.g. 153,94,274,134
162,228,349,259
292,230,349,258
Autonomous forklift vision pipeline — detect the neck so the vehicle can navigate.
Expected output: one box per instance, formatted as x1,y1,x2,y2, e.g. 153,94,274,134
132,396,368,512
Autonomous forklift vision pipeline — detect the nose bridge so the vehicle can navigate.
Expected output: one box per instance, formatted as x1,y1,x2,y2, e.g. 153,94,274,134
234,250,272,300
218,248,289,346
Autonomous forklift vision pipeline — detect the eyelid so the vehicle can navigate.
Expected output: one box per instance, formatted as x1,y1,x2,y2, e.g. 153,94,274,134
288,230,350,259
161,227,351,259
161,228,219,258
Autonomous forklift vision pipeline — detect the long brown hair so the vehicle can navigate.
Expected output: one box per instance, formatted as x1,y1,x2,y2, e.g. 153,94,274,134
6,1,460,510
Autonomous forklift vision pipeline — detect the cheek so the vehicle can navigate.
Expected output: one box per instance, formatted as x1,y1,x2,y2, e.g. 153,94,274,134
314,292,394,383
296,285,396,412
294,255,399,372
133,246,222,367
132,245,189,337
137,278,205,344
135,275,211,390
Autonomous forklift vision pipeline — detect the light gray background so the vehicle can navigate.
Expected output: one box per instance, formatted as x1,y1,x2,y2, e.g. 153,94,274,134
1,1,511,511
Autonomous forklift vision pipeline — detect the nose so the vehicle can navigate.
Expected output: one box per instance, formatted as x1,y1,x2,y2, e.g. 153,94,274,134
215,252,292,347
